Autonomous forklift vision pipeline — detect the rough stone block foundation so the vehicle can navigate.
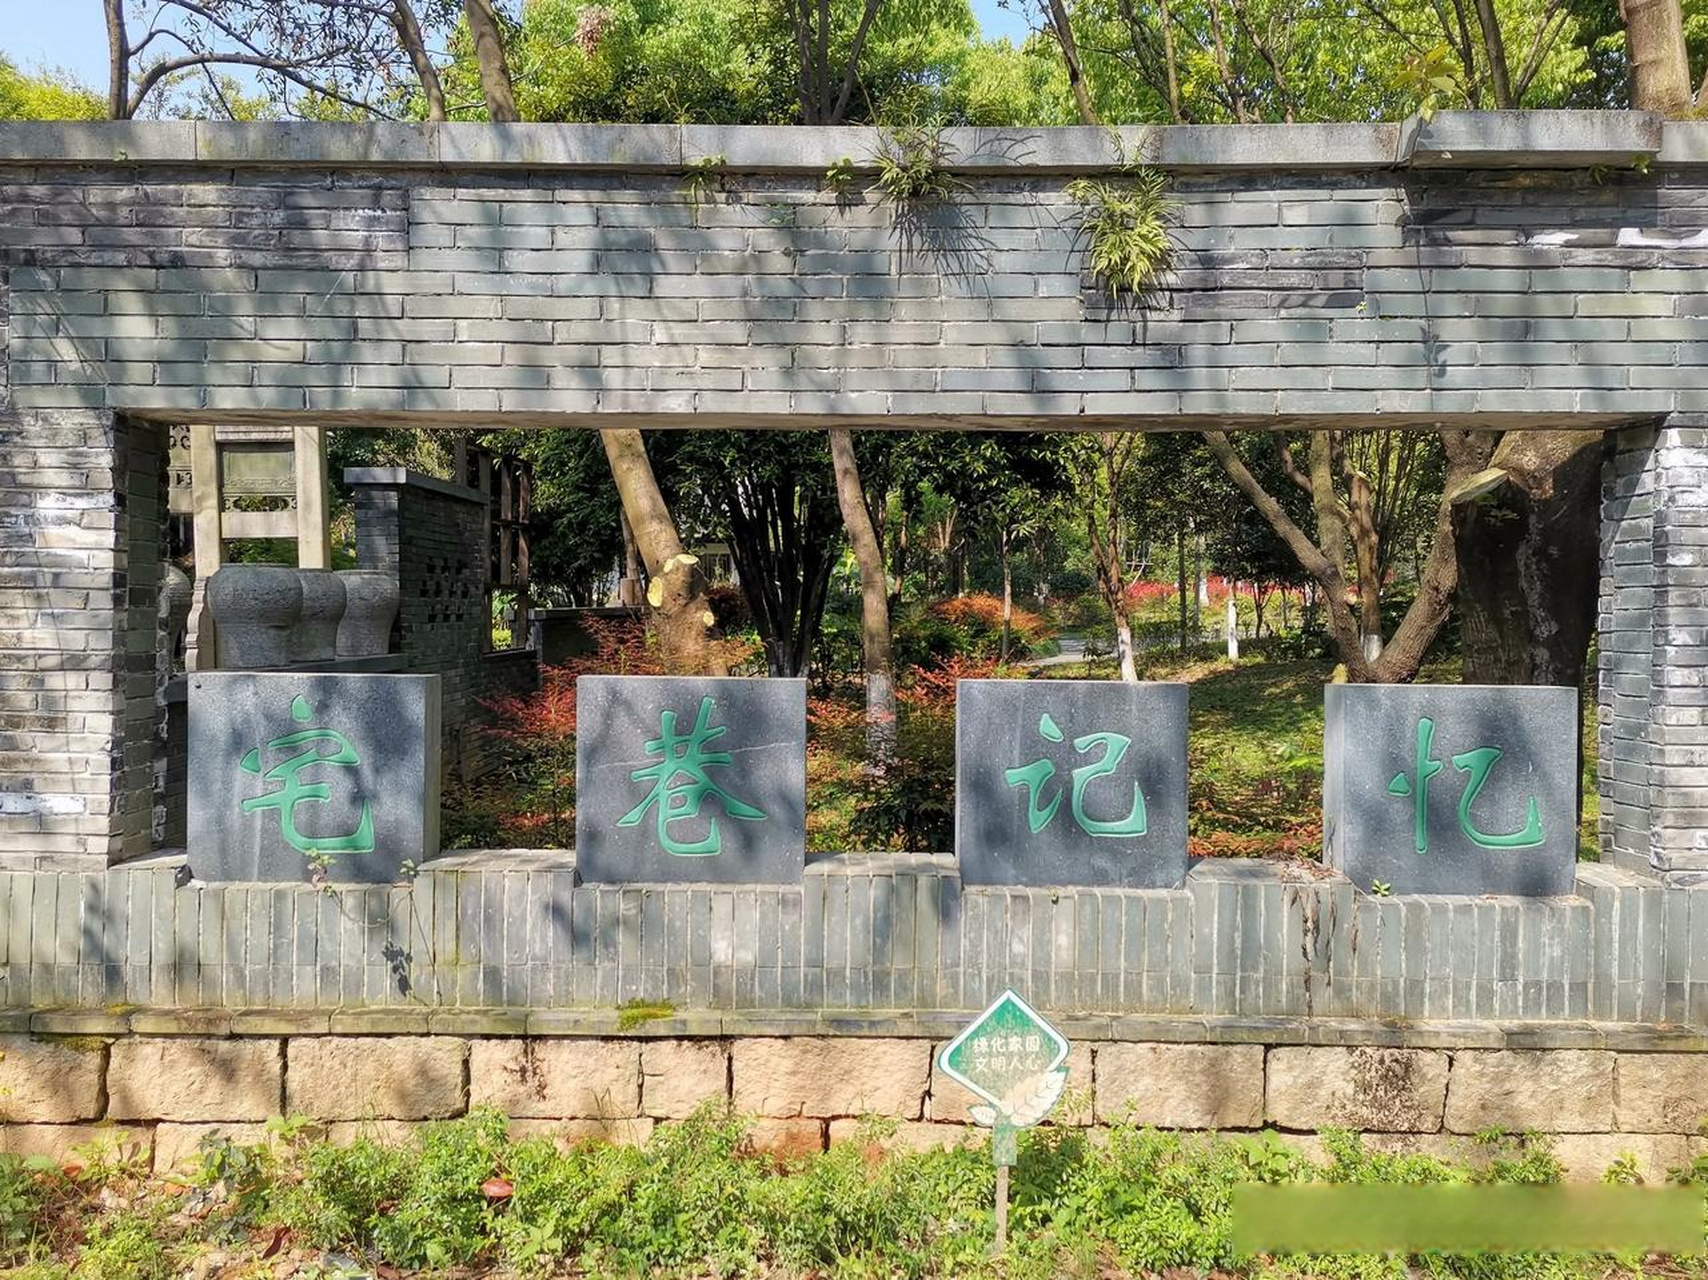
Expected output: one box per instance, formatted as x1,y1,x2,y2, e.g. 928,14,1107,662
1,1026,1705,1182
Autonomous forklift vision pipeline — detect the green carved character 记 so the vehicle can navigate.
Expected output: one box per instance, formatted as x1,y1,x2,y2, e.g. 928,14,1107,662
1004,713,1148,839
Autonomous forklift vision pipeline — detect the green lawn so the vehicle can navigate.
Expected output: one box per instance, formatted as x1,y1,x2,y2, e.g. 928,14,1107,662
1038,644,1600,862
452,639,1603,863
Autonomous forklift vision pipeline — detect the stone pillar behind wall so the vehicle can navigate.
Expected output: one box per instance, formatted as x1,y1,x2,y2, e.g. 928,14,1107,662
346,468,487,778
0,410,165,870
1600,416,1708,882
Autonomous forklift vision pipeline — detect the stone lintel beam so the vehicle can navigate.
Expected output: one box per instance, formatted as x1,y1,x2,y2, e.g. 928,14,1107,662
0,114,1686,175
135,410,1652,435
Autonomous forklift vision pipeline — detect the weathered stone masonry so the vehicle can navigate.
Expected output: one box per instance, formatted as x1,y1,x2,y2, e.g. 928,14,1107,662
1,856,1703,1026
2,1020,1706,1182
1602,421,1708,881
2,119,1708,1148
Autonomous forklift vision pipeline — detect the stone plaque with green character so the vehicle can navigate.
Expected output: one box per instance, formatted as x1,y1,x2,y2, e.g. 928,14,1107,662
188,672,441,882
574,676,806,884
1324,683,1578,896
955,679,1188,888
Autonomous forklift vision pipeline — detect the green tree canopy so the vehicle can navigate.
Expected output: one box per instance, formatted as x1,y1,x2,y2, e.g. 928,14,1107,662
439,0,1070,124
0,58,103,121
1061,0,1599,123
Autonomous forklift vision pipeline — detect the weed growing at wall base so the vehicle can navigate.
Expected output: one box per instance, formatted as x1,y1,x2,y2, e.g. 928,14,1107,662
0,1108,1702,1277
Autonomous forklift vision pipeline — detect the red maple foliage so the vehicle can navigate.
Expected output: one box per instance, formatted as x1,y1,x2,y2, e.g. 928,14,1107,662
898,654,1006,707
481,619,662,751
929,593,1050,649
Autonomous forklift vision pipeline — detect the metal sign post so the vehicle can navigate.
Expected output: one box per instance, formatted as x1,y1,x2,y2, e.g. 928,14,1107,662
937,989,1070,1255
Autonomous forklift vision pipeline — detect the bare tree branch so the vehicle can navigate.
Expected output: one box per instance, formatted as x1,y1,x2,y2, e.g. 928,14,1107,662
829,0,885,124
107,0,456,120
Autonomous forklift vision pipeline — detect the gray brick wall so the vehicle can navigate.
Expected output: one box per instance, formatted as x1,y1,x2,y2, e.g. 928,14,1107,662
348,469,490,778
1600,418,1708,881
0,162,1706,425
0,855,1702,1027
0,410,160,871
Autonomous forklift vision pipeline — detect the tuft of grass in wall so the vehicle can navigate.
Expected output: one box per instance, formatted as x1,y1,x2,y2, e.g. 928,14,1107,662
680,154,727,208
1065,160,1175,301
871,122,967,209
616,997,677,1031
824,154,857,199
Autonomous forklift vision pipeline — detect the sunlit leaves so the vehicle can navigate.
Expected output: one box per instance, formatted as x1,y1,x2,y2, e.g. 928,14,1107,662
1065,163,1175,298
0,58,102,121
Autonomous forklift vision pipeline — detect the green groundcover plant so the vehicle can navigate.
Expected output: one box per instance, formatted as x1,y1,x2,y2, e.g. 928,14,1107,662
1,1106,1704,1278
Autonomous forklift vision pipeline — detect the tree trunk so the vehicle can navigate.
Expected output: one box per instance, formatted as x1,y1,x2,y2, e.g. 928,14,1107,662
1470,0,1515,107
1192,530,1203,634
1156,0,1185,121
392,0,448,121
1114,611,1138,682
1045,0,1100,124
828,427,896,762
1176,526,1188,651
1453,430,1608,688
102,0,129,119
599,429,724,675
1622,0,1693,113
888,504,908,613
618,510,643,605
464,0,519,121
1201,427,1493,683
1098,530,1137,681
1347,468,1383,659
999,526,1014,663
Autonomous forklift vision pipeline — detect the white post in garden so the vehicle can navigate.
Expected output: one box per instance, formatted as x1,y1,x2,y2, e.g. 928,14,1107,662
1226,593,1239,660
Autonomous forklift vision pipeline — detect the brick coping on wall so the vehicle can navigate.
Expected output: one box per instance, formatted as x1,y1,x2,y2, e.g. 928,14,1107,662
0,111,1689,173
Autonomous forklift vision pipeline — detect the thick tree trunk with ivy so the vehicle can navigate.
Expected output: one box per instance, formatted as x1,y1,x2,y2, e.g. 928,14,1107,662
600,429,725,676
1452,431,1608,688
829,428,897,762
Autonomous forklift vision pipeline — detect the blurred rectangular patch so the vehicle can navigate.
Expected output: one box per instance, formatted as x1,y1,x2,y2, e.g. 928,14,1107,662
1232,1184,1702,1254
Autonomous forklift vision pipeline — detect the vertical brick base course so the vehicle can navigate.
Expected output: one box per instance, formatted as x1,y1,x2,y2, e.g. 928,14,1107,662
1,1030,1705,1181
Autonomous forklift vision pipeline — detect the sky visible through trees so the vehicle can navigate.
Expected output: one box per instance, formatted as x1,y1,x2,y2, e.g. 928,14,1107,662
0,1,1033,90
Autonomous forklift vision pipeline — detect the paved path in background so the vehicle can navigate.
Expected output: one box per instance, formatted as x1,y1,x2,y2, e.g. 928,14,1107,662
1023,634,1089,667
